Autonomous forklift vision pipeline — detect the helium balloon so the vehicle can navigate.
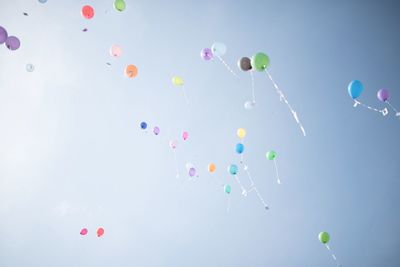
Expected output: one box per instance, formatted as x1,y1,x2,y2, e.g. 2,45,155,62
224,184,231,194
110,44,122,57
0,26,7,44
80,228,88,235
97,227,104,237
200,48,213,61
81,5,94,19
172,76,184,86
237,128,246,139
228,164,238,175
235,143,244,154
38,0,47,3
244,101,256,110
238,57,252,71
182,131,189,141
26,63,35,72
114,0,126,11
189,167,196,177
347,80,363,99
125,64,138,78
207,163,216,173
211,42,227,57
251,52,270,71
153,126,160,135
5,36,20,50
266,150,276,160
377,89,389,102
319,232,330,244
140,122,147,129
169,140,178,149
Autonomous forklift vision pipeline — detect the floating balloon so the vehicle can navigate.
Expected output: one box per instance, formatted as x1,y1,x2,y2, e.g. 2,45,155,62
207,163,216,173
80,228,88,236
319,232,340,266
239,58,257,108
238,57,252,71
0,26,7,44
110,44,122,57
211,42,237,77
235,143,244,154
200,48,213,61
251,52,270,71
153,126,160,135
38,0,47,3
224,184,231,194
26,63,34,72
228,164,238,175
96,227,104,237
182,131,189,141
125,64,138,78
348,80,363,99
81,5,94,19
237,128,246,139
5,36,20,50
172,76,189,105
266,150,276,160
266,150,281,184
114,0,126,11
377,89,389,102
188,167,196,177
169,140,178,149
140,121,147,130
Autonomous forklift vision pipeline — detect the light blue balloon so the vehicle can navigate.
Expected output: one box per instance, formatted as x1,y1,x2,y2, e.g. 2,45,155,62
38,0,47,3
235,143,244,154
211,42,227,57
228,164,238,175
348,80,364,99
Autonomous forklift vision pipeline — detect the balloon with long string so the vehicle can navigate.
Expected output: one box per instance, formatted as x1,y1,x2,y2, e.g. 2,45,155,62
252,52,306,136
172,76,190,105
211,42,238,77
348,80,388,116
377,89,400,117
319,232,341,266
266,150,281,184
169,140,180,178
238,57,256,109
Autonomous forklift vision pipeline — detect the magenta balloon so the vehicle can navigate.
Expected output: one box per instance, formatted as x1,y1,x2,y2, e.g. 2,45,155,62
0,26,7,44
377,89,389,102
5,36,20,50
200,48,213,61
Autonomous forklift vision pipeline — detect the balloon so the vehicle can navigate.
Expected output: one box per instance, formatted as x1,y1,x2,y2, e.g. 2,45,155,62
5,36,20,51
211,42,227,57
172,76,184,86
140,122,147,129
207,163,216,173
38,0,47,3
153,126,160,135
114,0,126,11
238,57,252,71
235,143,244,154
80,228,88,235
0,26,8,44
251,52,270,71
125,64,138,78
347,80,363,99
110,44,122,57
224,184,231,194
319,232,330,244
26,63,35,72
169,140,178,149
200,48,213,61
266,150,277,160
97,227,104,237
377,89,389,102
237,128,246,139
81,5,94,19
228,164,238,175
244,101,256,110
182,131,189,141
189,167,196,177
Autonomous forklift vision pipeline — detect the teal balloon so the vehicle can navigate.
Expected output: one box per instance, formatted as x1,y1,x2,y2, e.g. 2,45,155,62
224,184,231,194
348,80,364,99
228,164,238,175
235,143,244,154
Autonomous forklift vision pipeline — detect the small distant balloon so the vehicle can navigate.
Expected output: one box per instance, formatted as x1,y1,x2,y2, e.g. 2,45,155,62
348,80,363,99
244,101,256,110
81,5,95,19
228,164,238,175
140,122,147,130
224,184,231,194
235,143,244,154
182,131,189,141
377,89,389,102
207,163,216,173
110,44,122,57
5,36,20,51
318,232,330,244
0,26,8,44
97,227,104,237
125,64,138,78
266,150,277,160
189,167,196,177
211,42,227,57
114,0,126,11
26,63,35,72
251,52,270,71
153,126,160,135
38,0,47,3
238,57,252,71
237,128,246,139
80,228,88,235
200,48,213,61
172,76,184,86
169,140,178,149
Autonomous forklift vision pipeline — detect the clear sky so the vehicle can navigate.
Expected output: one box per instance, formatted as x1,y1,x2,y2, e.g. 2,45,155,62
0,0,399,266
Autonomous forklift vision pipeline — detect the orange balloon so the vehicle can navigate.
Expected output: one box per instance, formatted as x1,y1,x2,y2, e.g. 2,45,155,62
97,227,104,237
208,163,216,173
125,64,138,78
81,5,94,19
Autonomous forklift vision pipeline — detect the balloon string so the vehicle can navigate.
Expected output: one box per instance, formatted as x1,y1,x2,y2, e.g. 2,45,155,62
233,175,246,194
215,54,238,77
250,186,269,210
385,101,400,116
325,244,341,266
227,196,231,213
265,70,306,136
241,161,269,210
250,71,256,103
173,150,180,178
182,85,190,106
353,100,388,116
273,159,281,184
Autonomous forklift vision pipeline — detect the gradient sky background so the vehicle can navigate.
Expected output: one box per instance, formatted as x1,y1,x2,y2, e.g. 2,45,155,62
1,0,399,266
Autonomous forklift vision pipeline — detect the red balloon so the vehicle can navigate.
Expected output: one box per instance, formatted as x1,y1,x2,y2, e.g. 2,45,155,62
81,5,94,19
96,227,104,237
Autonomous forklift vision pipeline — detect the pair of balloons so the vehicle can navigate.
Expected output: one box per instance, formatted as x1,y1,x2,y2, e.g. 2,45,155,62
141,122,160,135
0,26,21,50
80,227,104,237
237,53,270,72
349,80,391,102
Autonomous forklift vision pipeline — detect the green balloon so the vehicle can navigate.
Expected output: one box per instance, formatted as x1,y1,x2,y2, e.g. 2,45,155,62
114,0,126,11
266,150,277,160
224,184,231,194
251,52,270,71
319,232,330,244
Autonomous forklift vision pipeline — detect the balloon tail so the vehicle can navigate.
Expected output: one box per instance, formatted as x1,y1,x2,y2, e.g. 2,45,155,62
325,244,340,266
273,159,281,184
250,71,256,103
354,100,388,116
216,54,238,77
182,86,190,106
265,70,306,136
173,150,180,178
233,175,246,196
226,196,231,213
386,101,400,116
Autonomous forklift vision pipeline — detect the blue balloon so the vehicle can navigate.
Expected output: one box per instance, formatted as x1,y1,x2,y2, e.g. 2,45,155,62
140,122,147,129
228,164,238,175
235,143,244,154
348,80,364,99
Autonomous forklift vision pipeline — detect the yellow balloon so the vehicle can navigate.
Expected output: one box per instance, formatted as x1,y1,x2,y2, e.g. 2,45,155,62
172,76,184,86
237,128,246,139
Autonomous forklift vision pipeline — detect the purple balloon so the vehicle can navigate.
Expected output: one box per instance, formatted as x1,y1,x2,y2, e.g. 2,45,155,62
200,48,213,61
377,89,389,102
5,36,20,50
0,26,8,44
189,167,196,177
153,126,160,135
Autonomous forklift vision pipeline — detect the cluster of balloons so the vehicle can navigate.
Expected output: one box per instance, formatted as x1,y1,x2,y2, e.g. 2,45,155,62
348,80,399,117
139,121,161,136
107,44,138,78
0,26,21,51
80,227,104,237
201,42,238,77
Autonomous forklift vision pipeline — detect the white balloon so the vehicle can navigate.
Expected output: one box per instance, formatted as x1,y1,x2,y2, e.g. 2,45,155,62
211,42,227,57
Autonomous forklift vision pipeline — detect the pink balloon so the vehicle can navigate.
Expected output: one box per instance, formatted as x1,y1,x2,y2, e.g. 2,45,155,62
182,131,189,141
110,44,122,57
80,228,88,235
169,140,178,149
